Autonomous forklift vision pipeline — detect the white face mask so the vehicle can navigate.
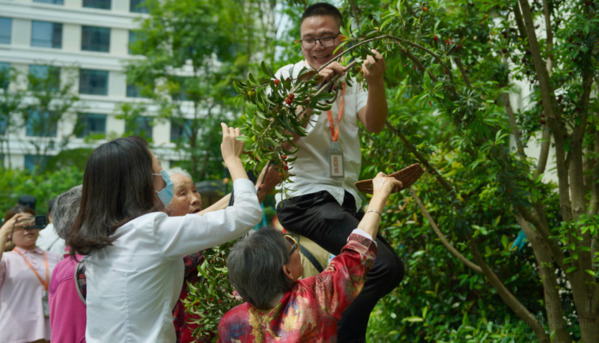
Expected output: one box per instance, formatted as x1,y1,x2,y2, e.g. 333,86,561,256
153,169,174,206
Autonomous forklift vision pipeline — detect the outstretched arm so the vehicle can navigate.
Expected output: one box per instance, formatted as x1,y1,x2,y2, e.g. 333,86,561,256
357,50,388,133
357,172,401,239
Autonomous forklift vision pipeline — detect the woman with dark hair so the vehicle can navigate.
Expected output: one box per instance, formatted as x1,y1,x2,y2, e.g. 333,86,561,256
67,123,262,342
219,172,402,342
0,205,62,343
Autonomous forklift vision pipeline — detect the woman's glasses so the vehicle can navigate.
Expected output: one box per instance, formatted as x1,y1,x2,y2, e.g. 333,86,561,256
284,235,299,256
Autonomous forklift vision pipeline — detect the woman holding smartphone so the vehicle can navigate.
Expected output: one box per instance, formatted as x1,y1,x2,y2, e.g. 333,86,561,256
0,205,62,343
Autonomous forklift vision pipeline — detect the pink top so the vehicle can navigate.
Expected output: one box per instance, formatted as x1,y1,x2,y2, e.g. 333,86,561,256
49,253,87,343
0,247,62,343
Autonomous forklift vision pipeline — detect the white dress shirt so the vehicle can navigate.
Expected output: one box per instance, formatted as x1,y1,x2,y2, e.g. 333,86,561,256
36,223,66,254
84,178,262,342
274,60,369,209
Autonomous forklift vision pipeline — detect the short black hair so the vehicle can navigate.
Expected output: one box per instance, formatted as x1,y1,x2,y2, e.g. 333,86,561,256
301,2,343,27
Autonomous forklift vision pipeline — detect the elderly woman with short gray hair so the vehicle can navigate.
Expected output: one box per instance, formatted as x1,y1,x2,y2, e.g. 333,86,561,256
218,172,402,342
47,185,87,343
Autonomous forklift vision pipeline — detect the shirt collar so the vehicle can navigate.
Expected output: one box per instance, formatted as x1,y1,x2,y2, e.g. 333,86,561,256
302,60,315,71
13,246,44,255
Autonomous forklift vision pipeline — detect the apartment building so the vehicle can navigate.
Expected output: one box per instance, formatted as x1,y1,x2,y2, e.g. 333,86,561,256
0,0,188,170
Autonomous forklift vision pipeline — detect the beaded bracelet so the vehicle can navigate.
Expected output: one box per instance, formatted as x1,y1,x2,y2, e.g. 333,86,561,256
366,209,382,217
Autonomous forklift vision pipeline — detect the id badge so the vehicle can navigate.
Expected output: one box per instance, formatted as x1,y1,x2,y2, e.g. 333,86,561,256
42,290,49,317
328,142,344,178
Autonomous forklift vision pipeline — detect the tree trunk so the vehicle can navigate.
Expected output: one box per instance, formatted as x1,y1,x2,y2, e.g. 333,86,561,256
516,216,571,342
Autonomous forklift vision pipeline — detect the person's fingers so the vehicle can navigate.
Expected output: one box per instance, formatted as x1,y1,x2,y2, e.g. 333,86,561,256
330,62,345,74
389,178,402,187
371,49,383,60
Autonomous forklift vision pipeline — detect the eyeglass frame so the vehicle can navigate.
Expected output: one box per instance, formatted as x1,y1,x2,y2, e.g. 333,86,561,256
299,33,341,50
284,235,299,256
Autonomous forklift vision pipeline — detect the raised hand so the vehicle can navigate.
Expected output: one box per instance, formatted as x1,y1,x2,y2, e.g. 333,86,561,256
220,123,244,163
361,49,386,84
372,172,402,197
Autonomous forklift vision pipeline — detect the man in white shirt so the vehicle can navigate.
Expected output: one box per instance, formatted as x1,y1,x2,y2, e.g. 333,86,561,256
274,3,404,342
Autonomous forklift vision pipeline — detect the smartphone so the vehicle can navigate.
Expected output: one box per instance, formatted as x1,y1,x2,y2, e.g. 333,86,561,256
24,215,47,230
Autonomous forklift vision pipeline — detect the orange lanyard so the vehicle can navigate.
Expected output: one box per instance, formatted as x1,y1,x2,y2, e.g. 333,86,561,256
326,83,346,142
13,249,49,291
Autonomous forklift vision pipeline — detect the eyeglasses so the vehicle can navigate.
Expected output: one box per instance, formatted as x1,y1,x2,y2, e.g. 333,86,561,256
300,33,340,49
284,235,299,256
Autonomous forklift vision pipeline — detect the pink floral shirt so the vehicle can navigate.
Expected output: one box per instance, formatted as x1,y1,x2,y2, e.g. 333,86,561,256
217,233,377,342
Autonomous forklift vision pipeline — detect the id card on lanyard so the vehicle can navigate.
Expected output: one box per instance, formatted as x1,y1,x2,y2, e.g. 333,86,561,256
14,249,50,317
327,83,346,178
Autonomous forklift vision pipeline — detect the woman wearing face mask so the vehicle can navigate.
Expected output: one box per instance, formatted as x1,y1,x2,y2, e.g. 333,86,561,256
0,205,62,343
66,123,262,343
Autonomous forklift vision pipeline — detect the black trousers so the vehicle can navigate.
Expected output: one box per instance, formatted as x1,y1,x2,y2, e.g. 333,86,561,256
277,190,404,342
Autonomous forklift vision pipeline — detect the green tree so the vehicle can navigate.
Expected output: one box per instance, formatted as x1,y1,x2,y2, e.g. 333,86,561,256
0,66,22,169
124,0,283,181
0,65,80,174
0,166,84,216
239,0,598,341
22,65,80,174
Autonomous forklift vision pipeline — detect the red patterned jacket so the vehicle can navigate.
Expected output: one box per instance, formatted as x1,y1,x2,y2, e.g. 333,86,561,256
217,233,377,342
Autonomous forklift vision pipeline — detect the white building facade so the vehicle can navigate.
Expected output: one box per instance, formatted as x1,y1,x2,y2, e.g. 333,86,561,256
0,0,180,170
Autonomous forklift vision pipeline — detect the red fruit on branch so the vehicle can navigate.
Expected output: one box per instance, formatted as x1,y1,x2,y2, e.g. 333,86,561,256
274,79,280,85
433,35,438,41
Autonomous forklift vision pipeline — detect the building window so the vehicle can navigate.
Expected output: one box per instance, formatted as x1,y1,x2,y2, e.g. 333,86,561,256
31,21,62,49
0,17,11,44
130,0,148,13
29,65,61,92
33,0,64,5
82,0,111,10
126,116,153,139
76,113,106,138
25,154,48,172
171,119,193,144
0,62,9,90
81,26,110,52
129,30,144,55
126,83,141,98
0,116,6,135
79,69,108,95
126,76,152,98
171,77,190,101
26,110,58,137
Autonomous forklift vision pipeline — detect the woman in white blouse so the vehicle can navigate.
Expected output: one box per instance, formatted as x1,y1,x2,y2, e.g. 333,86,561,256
66,123,262,342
